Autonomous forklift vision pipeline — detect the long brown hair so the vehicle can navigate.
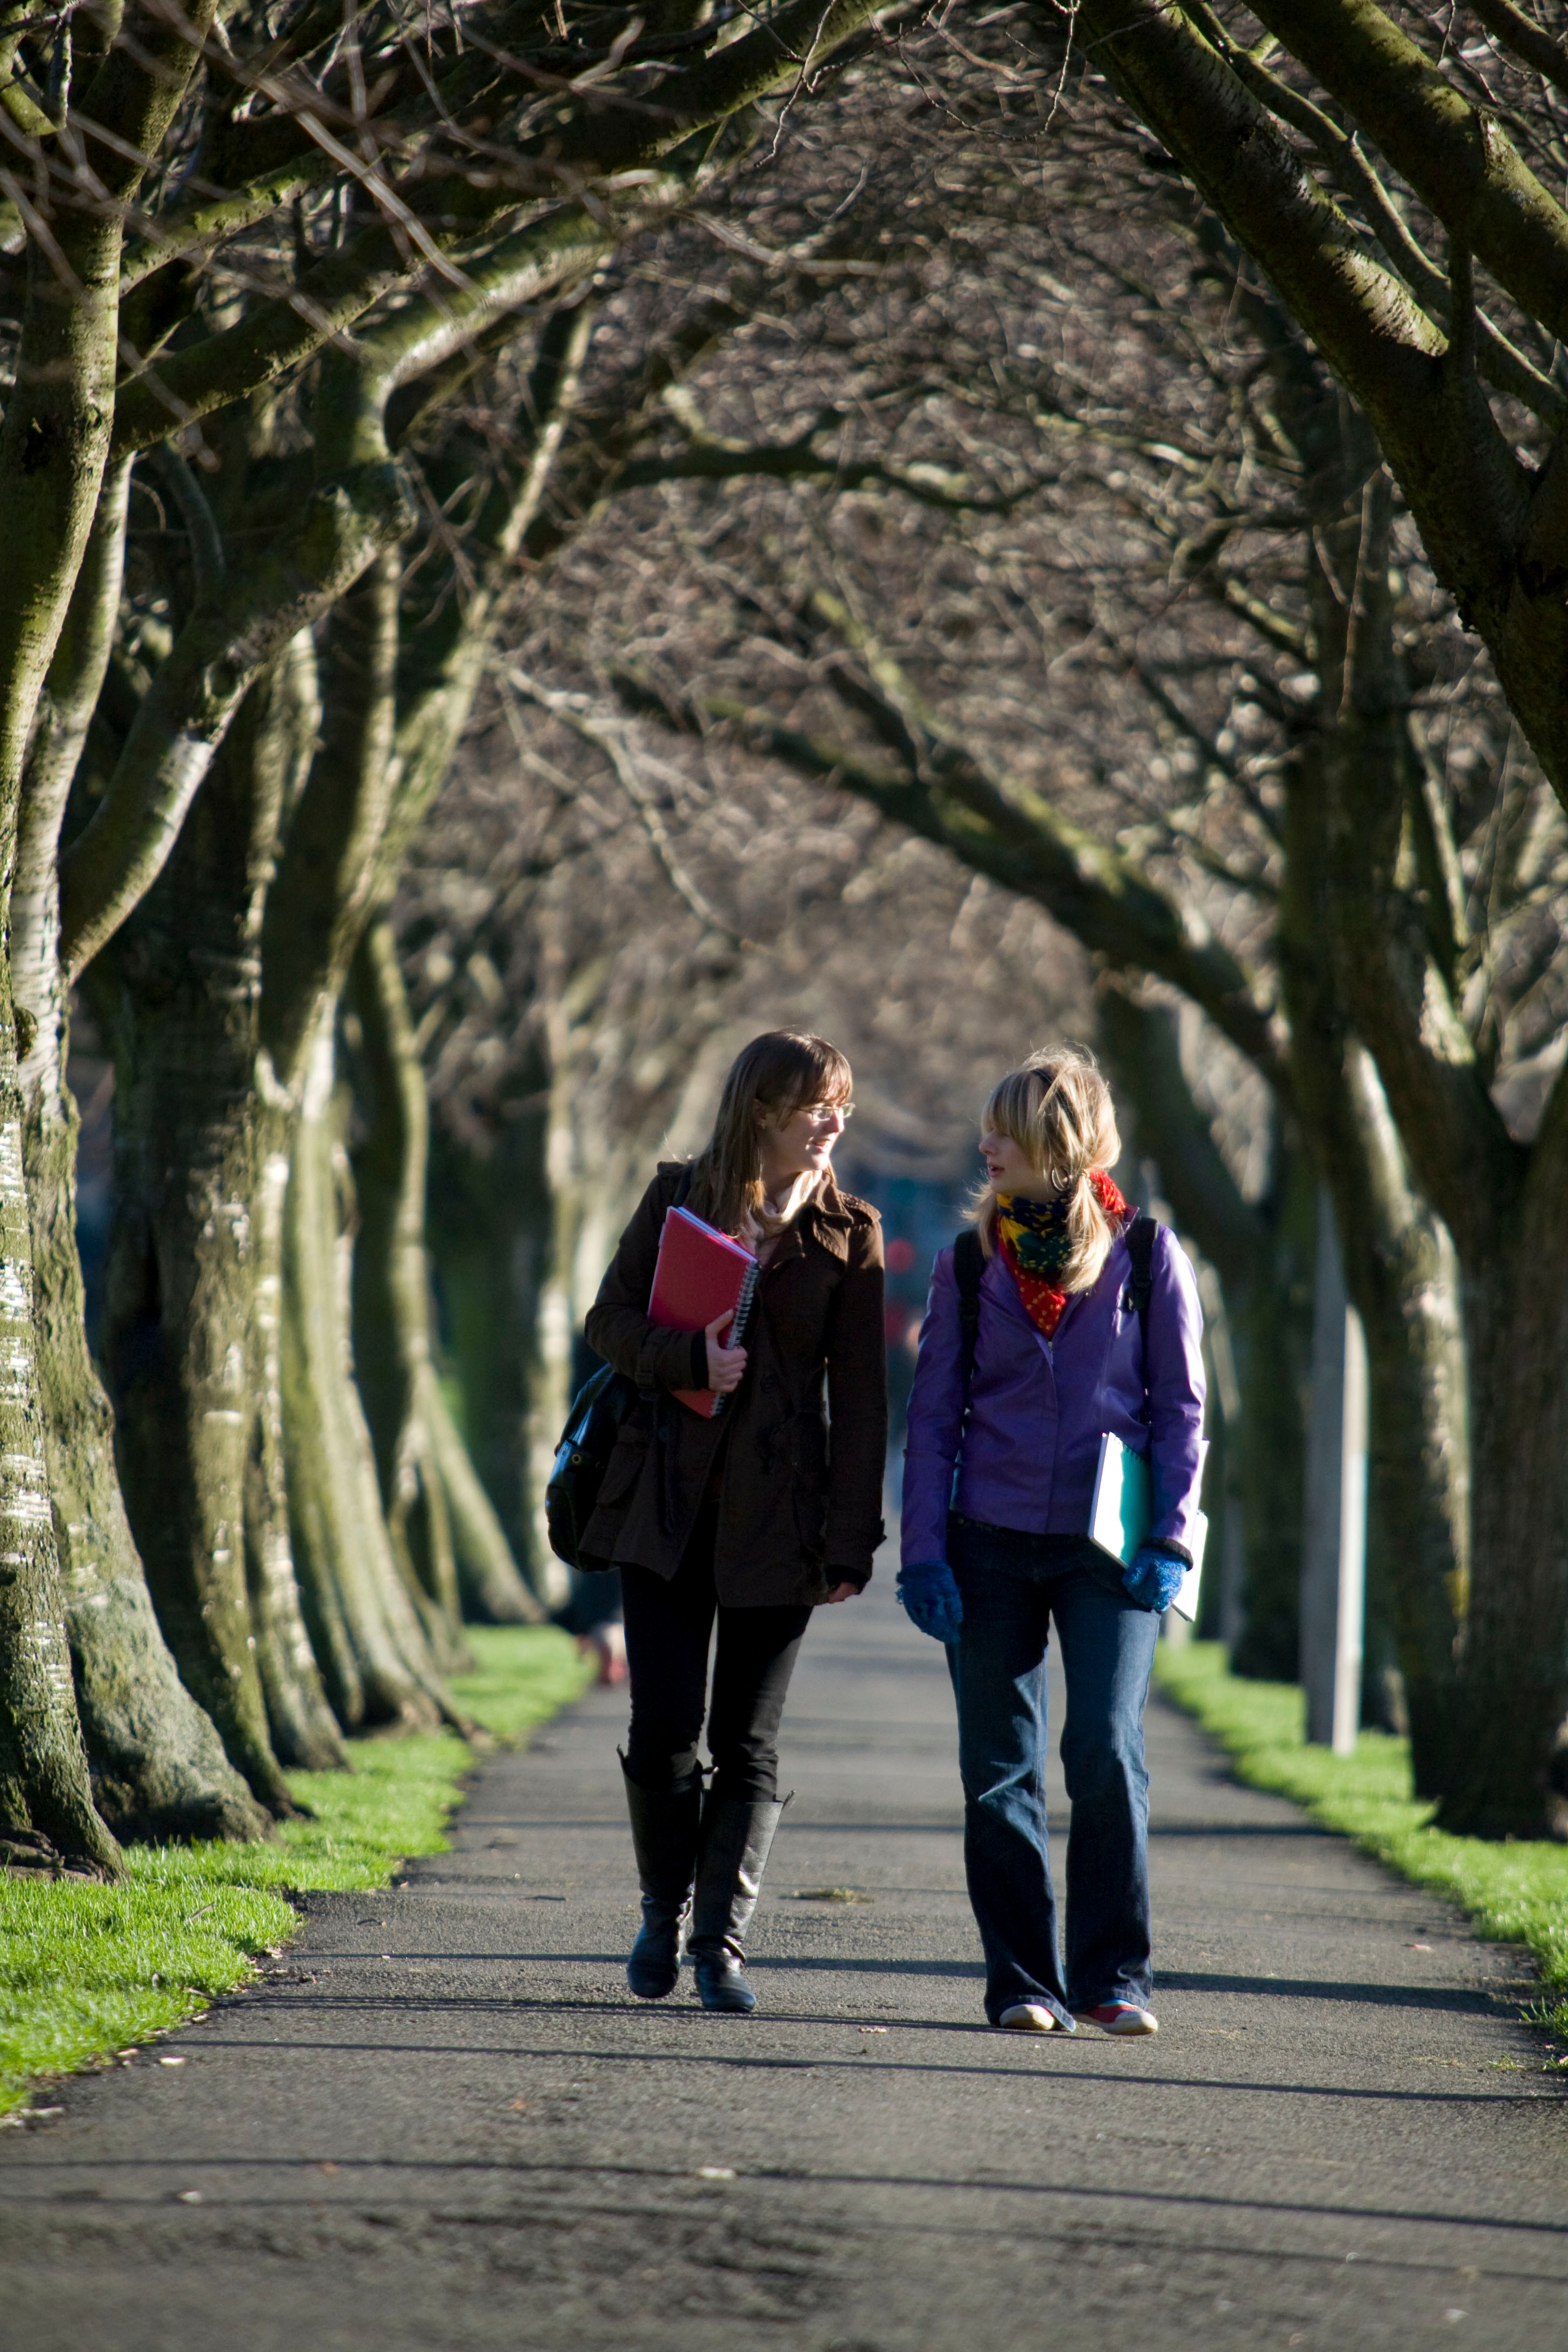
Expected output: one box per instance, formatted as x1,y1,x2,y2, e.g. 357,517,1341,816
972,1045,1122,1292
687,1030,852,1238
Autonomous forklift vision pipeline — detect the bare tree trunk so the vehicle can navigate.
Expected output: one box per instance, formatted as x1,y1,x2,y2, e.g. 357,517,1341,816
1282,781,1467,1798
248,1105,351,1768
283,1017,460,1728
1310,454,1568,1833
97,679,338,1815
100,947,297,1815
32,1074,274,1840
1269,390,1467,1796
0,963,123,1876
349,919,538,1627
348,922,464,1636
15,456,272,1839
1450,1188,1568,1836
0,342,132,1868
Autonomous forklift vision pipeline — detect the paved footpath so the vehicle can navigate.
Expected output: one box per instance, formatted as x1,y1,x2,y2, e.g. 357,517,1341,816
4,1572,1566,2352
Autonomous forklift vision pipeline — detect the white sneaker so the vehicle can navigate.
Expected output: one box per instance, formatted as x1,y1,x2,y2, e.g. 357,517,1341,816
998,2002,1066,2033
1073,2000,1159,2035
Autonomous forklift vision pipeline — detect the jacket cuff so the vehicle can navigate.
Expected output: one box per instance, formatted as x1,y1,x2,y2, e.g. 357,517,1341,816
1145,1538,1193,1567
829,1568,871,1592
825,1514,885,1578
688,1329,710,1391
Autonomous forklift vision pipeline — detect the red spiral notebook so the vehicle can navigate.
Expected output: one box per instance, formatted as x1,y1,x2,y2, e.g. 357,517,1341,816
650,1206,760,1419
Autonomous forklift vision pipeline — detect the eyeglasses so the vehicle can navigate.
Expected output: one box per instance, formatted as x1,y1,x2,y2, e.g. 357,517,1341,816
800,1101,853,1125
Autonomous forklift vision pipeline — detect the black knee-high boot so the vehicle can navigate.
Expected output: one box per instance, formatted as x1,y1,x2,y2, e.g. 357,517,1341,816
688,1791,790,2013
621,1756,703,2000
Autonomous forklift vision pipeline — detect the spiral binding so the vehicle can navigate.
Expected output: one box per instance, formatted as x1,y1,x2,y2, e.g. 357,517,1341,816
710,1258,760,1418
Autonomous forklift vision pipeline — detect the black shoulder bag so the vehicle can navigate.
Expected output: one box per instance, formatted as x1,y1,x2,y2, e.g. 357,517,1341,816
544,1359,639,1571
544,1167,693,1570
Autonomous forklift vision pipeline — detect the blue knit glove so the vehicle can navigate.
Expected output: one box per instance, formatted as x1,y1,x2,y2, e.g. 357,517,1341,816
1123,1543,1187,1614
898,1560,963,1644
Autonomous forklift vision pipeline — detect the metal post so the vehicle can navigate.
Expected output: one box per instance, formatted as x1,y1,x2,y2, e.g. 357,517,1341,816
1301,1189,1367,1754
1333,1304,1368,1755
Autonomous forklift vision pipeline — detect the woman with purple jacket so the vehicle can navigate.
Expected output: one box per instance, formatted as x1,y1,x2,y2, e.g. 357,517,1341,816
899,1047,1205,2037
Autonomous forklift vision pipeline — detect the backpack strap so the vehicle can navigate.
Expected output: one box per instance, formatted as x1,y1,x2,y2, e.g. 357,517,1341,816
1122,1210,1158,1357
956,1212,1157,1405
953,1228,985,1412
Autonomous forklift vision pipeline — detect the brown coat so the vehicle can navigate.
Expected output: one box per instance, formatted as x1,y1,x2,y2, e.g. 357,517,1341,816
579,1164,887,1606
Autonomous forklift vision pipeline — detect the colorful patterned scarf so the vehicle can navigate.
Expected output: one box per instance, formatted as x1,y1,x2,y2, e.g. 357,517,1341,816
995,1170,1129,1339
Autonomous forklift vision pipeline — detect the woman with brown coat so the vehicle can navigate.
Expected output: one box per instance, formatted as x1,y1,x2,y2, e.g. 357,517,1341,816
581,1030,887,2013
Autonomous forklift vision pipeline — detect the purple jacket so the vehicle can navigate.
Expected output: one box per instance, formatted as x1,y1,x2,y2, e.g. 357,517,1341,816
901,1219,1207,1568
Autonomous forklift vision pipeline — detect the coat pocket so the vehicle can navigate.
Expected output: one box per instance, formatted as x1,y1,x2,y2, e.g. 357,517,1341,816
595,1421,650,1515
790,1411,830,1560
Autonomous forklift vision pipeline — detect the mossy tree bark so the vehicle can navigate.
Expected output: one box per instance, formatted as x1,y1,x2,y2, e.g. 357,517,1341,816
98,683,325,1810
0,0,218,1868
16,458,271,1838
0,963,123,1875
31,1076,276,1837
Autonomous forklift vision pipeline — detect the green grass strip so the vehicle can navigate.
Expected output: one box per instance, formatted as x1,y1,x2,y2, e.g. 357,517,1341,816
0,1625,593,2114
1156,1641,1568,2052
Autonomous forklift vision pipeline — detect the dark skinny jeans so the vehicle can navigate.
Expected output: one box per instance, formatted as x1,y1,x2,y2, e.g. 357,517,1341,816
621,1496,810,1803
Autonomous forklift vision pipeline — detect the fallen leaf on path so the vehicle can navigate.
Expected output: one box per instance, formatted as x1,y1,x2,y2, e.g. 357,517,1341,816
787,1888,872,1903
696,2166,736,2180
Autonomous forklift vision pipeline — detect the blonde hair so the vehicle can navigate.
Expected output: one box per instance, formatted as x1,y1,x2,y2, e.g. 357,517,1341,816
687,1030,852,1239
973,1045,1122,1293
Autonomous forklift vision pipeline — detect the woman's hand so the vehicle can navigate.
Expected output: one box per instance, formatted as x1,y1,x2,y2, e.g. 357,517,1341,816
897,1560,963,1643
704,1310,748,1394
1123,1543,1187,1614
822,1581,859,1605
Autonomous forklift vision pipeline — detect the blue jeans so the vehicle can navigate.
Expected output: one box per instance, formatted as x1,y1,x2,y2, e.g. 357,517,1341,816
945,1518,1159,2026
